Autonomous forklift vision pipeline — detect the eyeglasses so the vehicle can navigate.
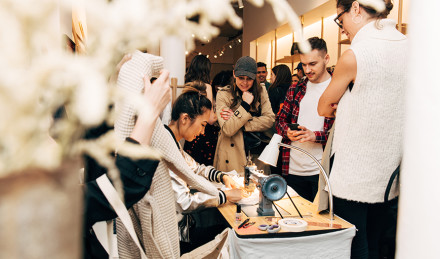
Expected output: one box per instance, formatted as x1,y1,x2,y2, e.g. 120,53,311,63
334,8,350,29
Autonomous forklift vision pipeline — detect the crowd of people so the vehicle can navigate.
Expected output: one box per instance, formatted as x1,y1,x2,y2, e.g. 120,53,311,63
82,0,406,258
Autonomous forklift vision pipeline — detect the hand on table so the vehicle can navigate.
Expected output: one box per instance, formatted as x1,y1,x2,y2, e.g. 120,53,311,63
222,174,238,189
224,188,243,203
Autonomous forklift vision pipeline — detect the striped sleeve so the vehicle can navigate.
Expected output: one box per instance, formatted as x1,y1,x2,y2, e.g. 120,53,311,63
218,190,227,205
208,168,224,183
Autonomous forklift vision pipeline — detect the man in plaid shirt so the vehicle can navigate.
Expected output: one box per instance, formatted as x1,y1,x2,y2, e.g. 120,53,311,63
275,37,334,202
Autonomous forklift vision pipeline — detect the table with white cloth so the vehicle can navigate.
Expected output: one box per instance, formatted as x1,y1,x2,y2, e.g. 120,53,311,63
217,189,355,259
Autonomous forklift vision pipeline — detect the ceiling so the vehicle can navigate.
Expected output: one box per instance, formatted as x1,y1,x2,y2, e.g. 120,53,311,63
218,5,243,39
186,4,243,63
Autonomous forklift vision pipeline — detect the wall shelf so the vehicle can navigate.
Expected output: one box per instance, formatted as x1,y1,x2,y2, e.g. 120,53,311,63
275,54,300,64
338,39,350,45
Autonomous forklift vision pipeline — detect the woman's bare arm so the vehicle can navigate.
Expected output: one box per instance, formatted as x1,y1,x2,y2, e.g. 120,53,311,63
318,49,357,117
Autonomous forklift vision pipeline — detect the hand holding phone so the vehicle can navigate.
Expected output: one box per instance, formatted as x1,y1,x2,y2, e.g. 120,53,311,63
287,123,301,131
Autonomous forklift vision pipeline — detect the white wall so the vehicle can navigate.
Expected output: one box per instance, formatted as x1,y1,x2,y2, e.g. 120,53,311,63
396,0,439,258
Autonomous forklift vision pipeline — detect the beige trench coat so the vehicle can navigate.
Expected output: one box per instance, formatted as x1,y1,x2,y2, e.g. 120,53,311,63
214,85,275,174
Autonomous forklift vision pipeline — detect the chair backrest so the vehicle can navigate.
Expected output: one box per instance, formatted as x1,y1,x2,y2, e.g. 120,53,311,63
170,77,184,104
170,77,178,104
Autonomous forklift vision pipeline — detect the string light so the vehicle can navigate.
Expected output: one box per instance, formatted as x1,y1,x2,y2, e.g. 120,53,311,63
210,35,242,59
185,35,242,60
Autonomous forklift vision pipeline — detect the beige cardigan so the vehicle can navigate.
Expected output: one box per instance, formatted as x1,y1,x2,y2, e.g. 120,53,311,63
116,120,220,259
214,85,275,174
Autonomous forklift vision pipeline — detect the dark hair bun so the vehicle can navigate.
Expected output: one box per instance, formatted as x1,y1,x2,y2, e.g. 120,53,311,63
182,81,207,96
382,0,394,18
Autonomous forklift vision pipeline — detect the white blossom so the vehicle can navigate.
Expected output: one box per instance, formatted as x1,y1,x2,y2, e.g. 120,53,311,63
357,0,386,13
0,0,308,179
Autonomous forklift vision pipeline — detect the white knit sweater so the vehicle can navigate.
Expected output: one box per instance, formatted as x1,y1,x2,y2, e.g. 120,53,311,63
330,19,407,203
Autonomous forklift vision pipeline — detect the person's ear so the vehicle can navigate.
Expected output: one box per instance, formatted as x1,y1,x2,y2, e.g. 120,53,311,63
180,113,190,125
324,53,330,66
352,1,361,15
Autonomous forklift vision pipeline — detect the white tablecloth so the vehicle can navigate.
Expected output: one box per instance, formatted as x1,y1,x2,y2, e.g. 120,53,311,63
227,226,356,259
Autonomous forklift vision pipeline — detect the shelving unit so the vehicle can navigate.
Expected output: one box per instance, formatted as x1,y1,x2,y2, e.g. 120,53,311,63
275,54,300,64
252,0,409,68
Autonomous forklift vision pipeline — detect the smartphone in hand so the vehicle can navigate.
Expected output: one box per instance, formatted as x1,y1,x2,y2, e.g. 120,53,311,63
287,123,300,131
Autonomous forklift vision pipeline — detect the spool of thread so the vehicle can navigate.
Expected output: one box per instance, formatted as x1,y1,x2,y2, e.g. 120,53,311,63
278,218,308,232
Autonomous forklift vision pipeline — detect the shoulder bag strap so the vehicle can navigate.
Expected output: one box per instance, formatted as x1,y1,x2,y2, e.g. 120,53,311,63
384,164,400,202
96,174,148,259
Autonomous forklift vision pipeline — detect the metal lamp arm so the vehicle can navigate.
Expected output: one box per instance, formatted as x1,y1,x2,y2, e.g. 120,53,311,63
278,142,334,221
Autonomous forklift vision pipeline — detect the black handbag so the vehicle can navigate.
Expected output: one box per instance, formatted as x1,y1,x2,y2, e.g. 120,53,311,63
243,131,271,155
242,103,270,154
243,131,262,151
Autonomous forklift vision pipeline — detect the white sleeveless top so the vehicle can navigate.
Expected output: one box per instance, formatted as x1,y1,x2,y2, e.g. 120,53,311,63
330,19,407,203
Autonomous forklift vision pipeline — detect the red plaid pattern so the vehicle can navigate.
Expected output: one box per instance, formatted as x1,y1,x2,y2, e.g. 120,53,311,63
275,77,335,176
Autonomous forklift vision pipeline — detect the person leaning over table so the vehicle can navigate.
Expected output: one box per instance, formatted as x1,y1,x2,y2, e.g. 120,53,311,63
83,70,171,259
163,81,243,254
317,0,406,258
214,56,275,174
183,55,218,165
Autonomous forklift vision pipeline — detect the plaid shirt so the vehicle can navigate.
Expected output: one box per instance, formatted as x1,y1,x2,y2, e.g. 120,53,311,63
275,77,335,176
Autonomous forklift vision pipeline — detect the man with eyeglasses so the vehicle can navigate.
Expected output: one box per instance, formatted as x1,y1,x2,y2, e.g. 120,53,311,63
256,62,271,91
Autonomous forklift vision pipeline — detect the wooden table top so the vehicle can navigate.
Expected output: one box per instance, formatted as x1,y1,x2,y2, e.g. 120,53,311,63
218,195,353,237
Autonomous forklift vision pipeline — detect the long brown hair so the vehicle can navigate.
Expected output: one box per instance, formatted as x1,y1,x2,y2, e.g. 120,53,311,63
270,65,292,90
184,55,211,84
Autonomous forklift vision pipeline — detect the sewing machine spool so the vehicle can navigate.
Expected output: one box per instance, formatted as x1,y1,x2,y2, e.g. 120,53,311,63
257,175,287,216
261,175,287,201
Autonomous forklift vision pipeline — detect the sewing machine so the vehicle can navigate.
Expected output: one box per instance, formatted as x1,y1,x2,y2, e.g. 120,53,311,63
244,164,287,216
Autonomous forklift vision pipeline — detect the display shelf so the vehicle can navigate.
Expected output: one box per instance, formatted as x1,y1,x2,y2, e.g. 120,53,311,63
276,54,300,64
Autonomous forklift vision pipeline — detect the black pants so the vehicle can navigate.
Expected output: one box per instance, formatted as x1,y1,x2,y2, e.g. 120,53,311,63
179,208,229,255
333,196,398,259
284,174,319,202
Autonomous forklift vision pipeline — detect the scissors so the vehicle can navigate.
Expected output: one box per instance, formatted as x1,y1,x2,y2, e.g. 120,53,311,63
242,221,255,228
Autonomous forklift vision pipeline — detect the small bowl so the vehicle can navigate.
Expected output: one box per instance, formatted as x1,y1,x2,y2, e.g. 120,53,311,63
258,224,268,231
267,224,281,233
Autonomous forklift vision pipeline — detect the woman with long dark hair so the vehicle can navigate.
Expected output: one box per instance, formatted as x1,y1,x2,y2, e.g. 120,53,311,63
184,70,233,165
214,56,275,173
183,55,218,165
268,64,292,116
